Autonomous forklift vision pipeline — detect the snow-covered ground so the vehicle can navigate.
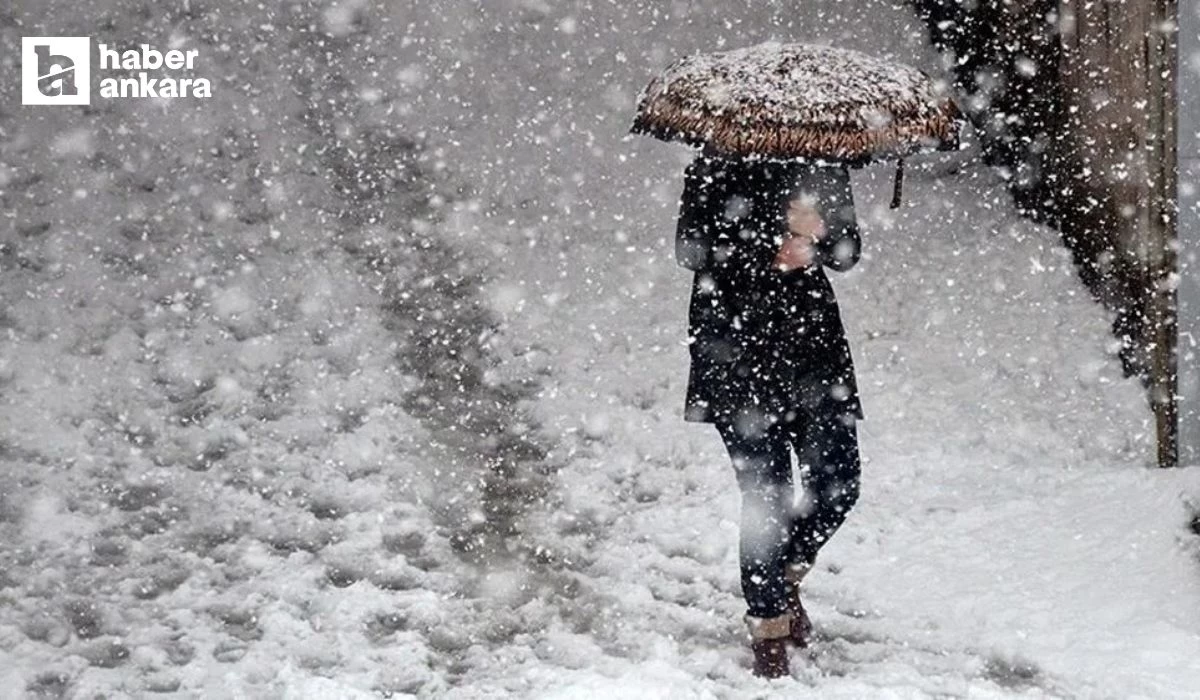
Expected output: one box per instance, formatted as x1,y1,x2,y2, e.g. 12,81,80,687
2,0,1199,698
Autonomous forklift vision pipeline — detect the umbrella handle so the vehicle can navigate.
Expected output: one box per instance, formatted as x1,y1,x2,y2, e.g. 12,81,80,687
890,159,904,209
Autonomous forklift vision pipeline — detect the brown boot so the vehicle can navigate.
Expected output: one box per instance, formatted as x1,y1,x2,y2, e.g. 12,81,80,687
745,613,792,678
785,562,814,648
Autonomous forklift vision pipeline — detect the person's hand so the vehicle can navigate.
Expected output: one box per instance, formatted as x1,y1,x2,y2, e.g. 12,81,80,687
787,199,826,241
773,234,816,271
773,200,826,272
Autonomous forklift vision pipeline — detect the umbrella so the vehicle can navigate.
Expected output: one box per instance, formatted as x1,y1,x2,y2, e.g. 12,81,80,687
630,42,964,206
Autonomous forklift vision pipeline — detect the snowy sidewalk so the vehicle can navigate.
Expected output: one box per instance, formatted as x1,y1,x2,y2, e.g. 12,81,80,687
481,154,1200,697
430,1,1200,696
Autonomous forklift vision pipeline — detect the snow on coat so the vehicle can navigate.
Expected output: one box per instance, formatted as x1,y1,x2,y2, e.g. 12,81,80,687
676,154,864,429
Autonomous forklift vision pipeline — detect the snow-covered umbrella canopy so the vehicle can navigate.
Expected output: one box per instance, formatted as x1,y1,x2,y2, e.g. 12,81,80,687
631,42,963,164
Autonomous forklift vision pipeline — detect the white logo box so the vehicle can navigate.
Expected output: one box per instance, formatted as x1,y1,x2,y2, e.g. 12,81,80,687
22,36,92,106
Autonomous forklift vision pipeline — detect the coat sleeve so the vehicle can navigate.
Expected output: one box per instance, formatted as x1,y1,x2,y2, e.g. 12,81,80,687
675,157,726,272
812,168,861,273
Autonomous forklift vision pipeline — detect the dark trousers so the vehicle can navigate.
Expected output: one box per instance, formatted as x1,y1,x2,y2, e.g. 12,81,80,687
715,411,861,619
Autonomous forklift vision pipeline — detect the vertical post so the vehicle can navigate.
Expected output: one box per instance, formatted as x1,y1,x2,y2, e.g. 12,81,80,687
1147,0,1179,468
1178,0,1199,466
1058,0,1179,466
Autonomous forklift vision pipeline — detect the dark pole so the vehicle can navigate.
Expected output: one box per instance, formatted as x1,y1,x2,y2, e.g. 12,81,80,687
1148,0,1178,468
1142,1,1180,470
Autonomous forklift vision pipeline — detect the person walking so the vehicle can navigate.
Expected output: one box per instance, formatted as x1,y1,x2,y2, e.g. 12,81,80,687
675,149,864,679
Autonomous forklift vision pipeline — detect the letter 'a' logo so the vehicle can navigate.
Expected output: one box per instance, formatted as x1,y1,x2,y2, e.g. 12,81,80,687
22,37,91,105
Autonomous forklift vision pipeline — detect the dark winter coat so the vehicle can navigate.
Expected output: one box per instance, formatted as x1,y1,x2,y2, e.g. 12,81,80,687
676,154,864,428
